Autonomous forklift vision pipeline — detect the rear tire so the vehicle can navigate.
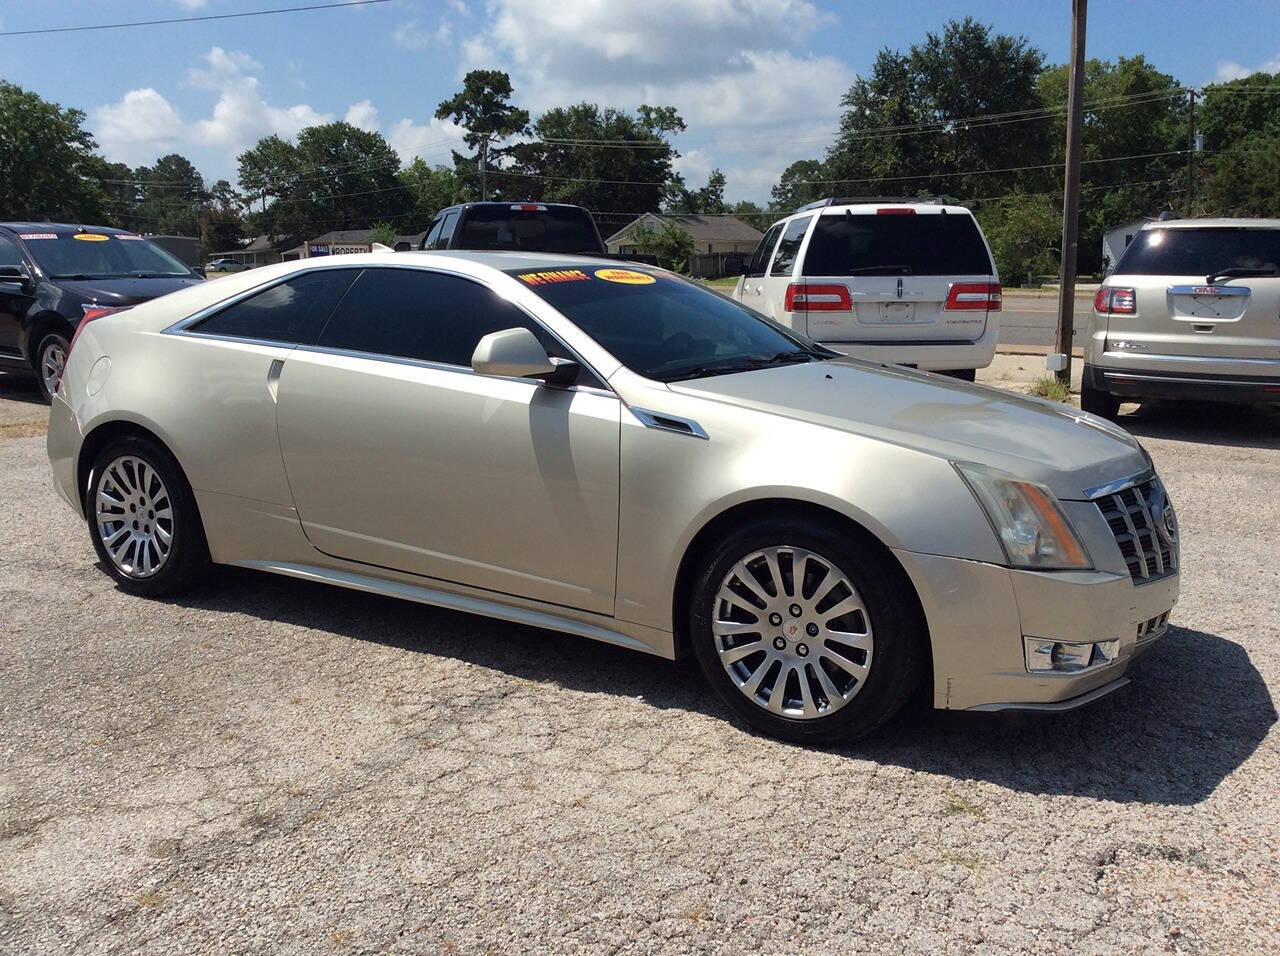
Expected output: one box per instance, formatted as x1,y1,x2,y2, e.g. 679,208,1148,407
87,435,210,596
689,517,927,744
1081,381,1121,420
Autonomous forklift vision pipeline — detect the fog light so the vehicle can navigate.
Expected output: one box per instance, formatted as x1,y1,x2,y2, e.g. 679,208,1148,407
1024,637,1119,674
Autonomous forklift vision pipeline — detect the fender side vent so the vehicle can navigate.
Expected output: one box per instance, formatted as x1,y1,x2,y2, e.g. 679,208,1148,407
630,407,709,440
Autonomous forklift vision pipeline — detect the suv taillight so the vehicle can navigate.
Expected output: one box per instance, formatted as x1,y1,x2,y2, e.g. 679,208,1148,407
1094,287,1136,314
784,283,852,312
944,282,1002,311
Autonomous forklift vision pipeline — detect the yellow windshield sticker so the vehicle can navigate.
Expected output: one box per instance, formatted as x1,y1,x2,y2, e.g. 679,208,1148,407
517,269,590,286
594,268,655,285
72,233,110,242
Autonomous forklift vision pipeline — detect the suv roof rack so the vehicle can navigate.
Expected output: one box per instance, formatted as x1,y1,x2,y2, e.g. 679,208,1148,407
794,196,948,213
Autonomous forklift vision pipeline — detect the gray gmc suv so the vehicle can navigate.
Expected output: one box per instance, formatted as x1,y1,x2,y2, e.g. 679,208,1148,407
1083,218,1280,418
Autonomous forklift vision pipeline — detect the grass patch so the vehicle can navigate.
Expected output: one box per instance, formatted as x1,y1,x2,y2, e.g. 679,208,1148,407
702,276,740,289
1027,375,1071,403
942,793,986,818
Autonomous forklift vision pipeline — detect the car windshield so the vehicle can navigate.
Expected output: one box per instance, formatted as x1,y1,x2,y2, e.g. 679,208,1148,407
22,233,191,279
1114,227,1280,276
802,212,993,277
458,206,602,254
508,266,829,381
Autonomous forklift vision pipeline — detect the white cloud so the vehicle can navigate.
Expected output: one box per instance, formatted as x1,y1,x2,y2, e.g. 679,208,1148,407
186,47,263,89
394,17,452,50
172,0,208,9
345,99,380,132
456,0,850,201
91,89,185,166
387,117,467,163
1215,53,1280,82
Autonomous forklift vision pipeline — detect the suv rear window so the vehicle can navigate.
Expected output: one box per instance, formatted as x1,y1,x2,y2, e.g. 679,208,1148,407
455,206,601,254
801,212,993,277
1115,227,1280,276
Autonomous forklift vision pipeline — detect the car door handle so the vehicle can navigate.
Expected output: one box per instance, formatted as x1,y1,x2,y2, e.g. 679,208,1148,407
267,358,283,403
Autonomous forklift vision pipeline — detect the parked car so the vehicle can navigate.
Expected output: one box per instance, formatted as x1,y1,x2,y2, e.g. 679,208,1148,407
1083,218,1280,418
48,252,1177,743
731,199,1001,380
419,201,659,265
0,223,203,401
207,257,247,273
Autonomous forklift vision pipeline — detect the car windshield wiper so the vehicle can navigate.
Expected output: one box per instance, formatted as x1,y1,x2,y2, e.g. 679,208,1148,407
846,264,912,275
51,273,110,280
1205,266,1279,284
657,351,818,382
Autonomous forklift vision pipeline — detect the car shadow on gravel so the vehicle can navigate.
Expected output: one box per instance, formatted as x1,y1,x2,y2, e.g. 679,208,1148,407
160,566,1274,807
1116,400,1280,450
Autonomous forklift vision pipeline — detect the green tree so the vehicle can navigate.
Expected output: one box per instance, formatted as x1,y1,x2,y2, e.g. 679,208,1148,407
506,101,685,238
400,158,464,227
655,221,695,273
237,122,409,238
137,153,208,236
1198,72,1280,217
1202,132,1280,217
826,19,1047,200
1198,71,1280,150
666,169,730,215
731,199,772,232
435,69,530,200
0,81,107,222
975,193,1060,285
367,221,397,246
770,159,827,212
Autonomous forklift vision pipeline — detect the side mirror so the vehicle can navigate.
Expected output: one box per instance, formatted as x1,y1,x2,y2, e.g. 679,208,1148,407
393,241,411,252
471,327,578,385
0,264,32,292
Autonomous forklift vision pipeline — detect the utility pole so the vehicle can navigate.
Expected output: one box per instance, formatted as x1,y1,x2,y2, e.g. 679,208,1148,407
1054,0,1087,385
1186,89,1197,212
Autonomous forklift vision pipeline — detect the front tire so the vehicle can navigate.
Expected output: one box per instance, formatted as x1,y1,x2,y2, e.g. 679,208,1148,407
34,331,70,404
87,436,210,596
689,518,927,744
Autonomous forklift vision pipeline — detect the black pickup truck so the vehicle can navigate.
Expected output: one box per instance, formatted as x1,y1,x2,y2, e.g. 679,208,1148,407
414,202,658,265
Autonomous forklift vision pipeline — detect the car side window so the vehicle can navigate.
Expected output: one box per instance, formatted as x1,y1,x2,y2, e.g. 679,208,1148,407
316,268,602,386
193,270,358,344
435,212,459,249
746,223,784,278
422,217,443,249
769,216,812,276
0,235,23,269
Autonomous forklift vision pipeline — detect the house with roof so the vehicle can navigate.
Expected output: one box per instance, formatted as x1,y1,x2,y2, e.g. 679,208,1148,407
603,213,764,278
204,235,302,268
305,228,429,256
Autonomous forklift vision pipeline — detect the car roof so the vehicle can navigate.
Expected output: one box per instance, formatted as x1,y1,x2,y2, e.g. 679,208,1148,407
1139,217,1280,230
774,203,974,225
0,222,136,235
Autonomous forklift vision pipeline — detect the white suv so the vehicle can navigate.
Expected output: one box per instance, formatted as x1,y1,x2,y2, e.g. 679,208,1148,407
731,199,1001,378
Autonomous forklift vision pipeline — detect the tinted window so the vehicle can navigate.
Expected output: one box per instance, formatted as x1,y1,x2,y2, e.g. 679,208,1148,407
509,267,816,381
1114,228,1280,276
434,212,458,249
454,206,601,253
195,270,357,344
318,268,567,371
422,217,443,249
802,213,993,277
746,223,784,277
21,233,192,278
0,235,22,269
770,216,812,276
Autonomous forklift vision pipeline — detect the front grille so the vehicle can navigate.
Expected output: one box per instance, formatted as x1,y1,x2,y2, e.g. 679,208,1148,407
1094,477,1177,583
1137,610,1171,640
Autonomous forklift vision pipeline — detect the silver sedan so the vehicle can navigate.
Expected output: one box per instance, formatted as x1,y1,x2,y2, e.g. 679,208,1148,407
47,253,1180,742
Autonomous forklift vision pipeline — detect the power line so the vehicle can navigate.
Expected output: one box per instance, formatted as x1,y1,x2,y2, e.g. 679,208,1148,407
0,0,390,37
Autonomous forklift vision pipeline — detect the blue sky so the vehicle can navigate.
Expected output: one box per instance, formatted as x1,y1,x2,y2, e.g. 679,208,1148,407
1,0,1277,203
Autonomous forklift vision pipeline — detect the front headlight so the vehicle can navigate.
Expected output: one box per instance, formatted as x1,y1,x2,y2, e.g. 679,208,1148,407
955,462,1092,570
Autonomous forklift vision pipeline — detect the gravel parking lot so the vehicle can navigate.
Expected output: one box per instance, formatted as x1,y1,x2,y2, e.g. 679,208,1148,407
2,371,1278,953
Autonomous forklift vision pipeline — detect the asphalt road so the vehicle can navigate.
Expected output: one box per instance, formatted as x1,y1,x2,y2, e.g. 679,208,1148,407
999,292,1093,350
1,379,1278,953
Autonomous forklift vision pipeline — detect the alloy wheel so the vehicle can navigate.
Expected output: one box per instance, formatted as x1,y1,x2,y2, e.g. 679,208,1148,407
95,455,175,579
40,337,67,396
712,545,874,719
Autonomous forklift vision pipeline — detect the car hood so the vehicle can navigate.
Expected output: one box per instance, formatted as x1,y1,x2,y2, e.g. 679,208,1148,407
57,276,201,307
669,359,1148,500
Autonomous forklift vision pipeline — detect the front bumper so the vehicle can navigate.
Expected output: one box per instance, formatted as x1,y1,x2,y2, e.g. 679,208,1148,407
893,548,1179,712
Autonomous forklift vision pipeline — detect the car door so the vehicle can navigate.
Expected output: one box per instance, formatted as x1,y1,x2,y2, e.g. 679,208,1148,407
0,233,33,357
734,222,784,315
760,215,812,331
274,266,622,614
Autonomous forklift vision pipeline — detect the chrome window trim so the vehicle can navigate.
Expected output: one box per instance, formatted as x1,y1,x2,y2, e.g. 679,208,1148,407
629,407,709,440
1082,468,1156,501
163,262,613,393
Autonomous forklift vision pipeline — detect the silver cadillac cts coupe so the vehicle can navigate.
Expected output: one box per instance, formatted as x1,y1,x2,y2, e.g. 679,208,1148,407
47,253,1180,743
